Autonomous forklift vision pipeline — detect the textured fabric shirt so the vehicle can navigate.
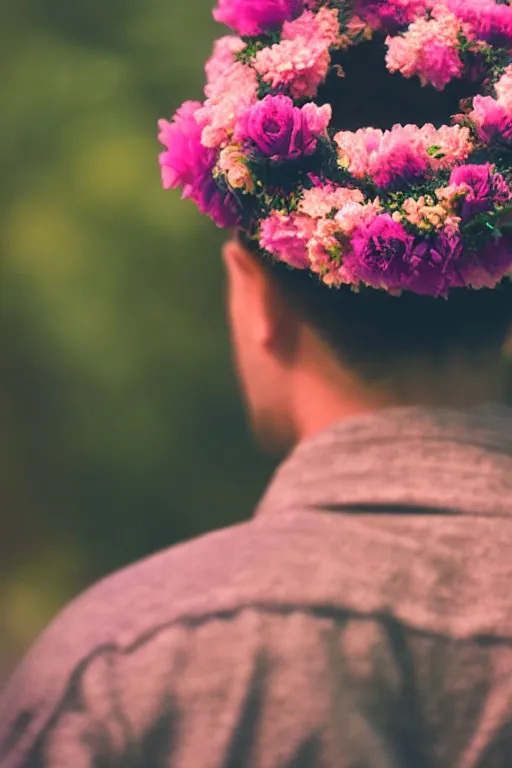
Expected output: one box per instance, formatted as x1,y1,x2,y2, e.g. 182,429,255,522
1,405,512,768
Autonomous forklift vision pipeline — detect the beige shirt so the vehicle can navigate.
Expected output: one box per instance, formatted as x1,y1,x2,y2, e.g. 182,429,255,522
1,405,512,767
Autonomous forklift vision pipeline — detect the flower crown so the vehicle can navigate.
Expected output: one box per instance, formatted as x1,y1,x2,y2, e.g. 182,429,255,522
158,0,512,297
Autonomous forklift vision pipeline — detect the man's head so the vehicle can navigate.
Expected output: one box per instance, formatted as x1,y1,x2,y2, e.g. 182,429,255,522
159,12,512,452
221,36,512,453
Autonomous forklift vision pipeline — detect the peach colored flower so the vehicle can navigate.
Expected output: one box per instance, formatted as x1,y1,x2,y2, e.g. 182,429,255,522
402,196,459,231
299,185,364,218
307,219,346,285
218,146,255,192
435,183,470,206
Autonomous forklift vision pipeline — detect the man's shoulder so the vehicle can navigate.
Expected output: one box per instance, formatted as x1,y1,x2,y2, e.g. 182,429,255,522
3,517,266,683
0,518,272,763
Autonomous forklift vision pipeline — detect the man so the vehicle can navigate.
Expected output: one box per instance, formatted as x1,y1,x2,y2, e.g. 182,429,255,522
2,0,512,766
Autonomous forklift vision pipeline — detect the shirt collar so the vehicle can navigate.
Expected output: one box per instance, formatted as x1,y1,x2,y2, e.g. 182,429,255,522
256,404,512,519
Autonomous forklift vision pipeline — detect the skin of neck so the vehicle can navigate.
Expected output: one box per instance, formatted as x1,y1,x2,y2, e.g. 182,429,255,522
289,325,505,447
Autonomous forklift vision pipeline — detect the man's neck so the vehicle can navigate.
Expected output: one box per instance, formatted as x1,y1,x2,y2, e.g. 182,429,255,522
291,353,505,447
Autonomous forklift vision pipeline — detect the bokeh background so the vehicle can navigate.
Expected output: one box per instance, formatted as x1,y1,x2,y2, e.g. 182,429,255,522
1,0,511,683
0,0,276,680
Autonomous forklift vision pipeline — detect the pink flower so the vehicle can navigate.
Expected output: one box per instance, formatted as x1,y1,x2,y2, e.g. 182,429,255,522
205,36,246,84
196,62,259,149
254,37,330,100
386,8,465,91
259,211,315,268
408,233,464,296
235,95,330,160
335,199,382,236
469,95,512,144
158,102,239,227
419,124,473,171
299,185,364,218
218,146,255,192
254,8,339,99
307,219,347,286
282,7,340,45
213,0,304,37
334,128,383,178
368,126,430,189
495,66,512,112
459,235,512,289
446,0,512,48
449,164,511,220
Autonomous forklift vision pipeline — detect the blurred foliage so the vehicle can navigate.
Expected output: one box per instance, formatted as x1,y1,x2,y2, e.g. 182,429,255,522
0,0,275,677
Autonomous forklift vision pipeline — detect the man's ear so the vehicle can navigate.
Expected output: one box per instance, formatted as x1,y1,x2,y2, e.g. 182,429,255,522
222,239,289,347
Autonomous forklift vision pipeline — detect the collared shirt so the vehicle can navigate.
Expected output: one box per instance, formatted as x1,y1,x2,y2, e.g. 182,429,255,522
1,405,512,767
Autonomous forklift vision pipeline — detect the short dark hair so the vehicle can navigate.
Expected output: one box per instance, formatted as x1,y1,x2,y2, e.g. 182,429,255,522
242,38,512,378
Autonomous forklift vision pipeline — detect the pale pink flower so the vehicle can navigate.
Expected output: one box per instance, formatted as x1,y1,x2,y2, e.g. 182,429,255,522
197,62,258,148
386,8,465,90
254,7,339,99
495,65,512,112
300,103,332,135
299,185,364,218
218,146,254,192
205,36,246,84
334,128,383,177
283,7,340,46
334,199,382,235
443,215,462,237
254,37,330,99
419,124,473,170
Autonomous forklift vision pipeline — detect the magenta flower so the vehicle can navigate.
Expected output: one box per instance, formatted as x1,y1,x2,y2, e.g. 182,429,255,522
407,233,464,296
213,0,304,37
446,0,512,47
459,234,512,289
470,95,512,144
356,0,429,33
158,101,239,228
347,218,467,296
345,214,415,290
236,95,330,160
449,165,511,221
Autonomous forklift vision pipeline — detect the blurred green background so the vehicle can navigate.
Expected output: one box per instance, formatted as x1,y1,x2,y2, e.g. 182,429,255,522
1,0,511,683
0,0,276,679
